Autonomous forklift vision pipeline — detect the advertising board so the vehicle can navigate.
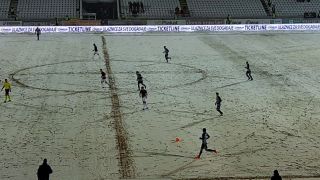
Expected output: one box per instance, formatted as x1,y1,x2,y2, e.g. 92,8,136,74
1,24,320,34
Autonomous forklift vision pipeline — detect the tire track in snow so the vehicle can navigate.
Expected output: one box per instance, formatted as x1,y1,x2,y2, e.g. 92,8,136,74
101,36,135,178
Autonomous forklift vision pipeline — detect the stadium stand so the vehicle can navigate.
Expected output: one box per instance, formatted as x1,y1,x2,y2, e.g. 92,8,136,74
0,0,10,19
186,0,267,18
120,0,180,19
272,0,320,17
17,0,80,20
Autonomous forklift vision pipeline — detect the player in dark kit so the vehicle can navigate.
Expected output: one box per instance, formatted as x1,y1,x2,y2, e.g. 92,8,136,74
100,69,109,87
163,46,171,63
215,92,223,116
195,128,217,159
246,61,253,81
136,71,146,90
35,27,41,41
139,86,148,110
93,43,99,56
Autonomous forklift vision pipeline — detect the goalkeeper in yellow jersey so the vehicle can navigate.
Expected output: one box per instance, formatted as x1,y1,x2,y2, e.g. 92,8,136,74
1,79,12,103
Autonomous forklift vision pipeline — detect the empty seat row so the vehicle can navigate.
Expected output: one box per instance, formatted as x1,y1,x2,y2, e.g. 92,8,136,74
273,0,320,17
0,0,10,19
187,0,267,18
17,0,79,19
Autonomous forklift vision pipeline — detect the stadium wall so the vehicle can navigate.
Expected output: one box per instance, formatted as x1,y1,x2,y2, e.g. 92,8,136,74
1,24,320,33
0,21,22,26
106,18,320,25
1,18,320,26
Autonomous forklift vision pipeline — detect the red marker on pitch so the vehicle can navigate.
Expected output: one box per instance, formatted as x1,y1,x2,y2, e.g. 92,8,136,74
175,137,182,142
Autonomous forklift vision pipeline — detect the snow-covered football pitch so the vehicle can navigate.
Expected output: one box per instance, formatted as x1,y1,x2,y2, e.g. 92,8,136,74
0,31,320,180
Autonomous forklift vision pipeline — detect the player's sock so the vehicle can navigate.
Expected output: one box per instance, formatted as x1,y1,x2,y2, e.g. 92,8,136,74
142,102,148,110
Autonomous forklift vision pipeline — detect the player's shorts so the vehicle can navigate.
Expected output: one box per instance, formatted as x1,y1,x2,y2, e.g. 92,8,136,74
101,76,106,80
5,89,10,96
216,104,221,110
138,80,143,84
142,97,147,103
201,143,208,150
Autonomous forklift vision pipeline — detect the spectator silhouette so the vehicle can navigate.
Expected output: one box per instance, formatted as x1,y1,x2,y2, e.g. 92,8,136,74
10,7,15,15
180,9,184,17
136,2,140,13
226,14,232,24
128,1,133,12
272,4,276,14
133,2,137,11
175,7,180,15
37,159,53,180
132,2,138,15
271,170,282,180
140,1,144,13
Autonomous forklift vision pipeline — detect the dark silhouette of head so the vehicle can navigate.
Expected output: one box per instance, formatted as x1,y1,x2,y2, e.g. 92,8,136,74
203,128,206,132
273,170,280,176
43,159,47,164
216,92,219,96
136,71,139,74
141,86,144,90
5,79,8,82
164,46,166,48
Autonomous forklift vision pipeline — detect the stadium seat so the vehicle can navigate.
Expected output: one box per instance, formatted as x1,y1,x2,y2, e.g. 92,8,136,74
273,0,320,17
186,0,267,18
0,0,10,19
17,0,80,20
